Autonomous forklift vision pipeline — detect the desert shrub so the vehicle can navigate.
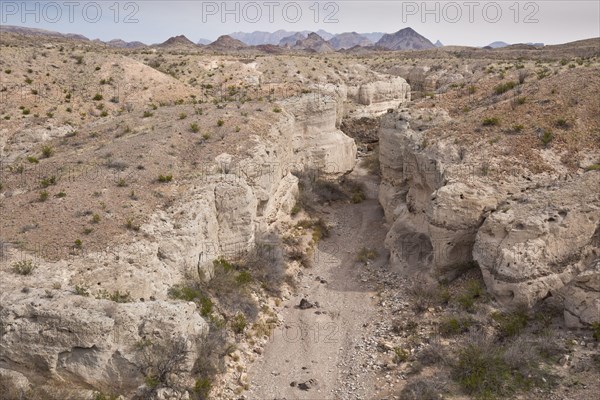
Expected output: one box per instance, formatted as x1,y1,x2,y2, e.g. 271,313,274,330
290,202,301,216
417,338,447,366
286,248,312,269
344,179,366,203
40,176,57,188
192,378,212,400
491,309,529,338
136,336,189,398
75,285,90,296
143,111,153,118
439,315,475,336
293,169,347,212
231,313,247,334
41,145,54,158
361,148,380,175
157,174,173,183
453,338,512,398
593,322,600,341
494,81,517,95
399,378,444,400
357,247,378,264
312,179,346,202
168,284,213,317
555,118,569,129
216,119,224,126
585,164,600,171
106,159,128,171
12,260,37,275
393,347,409,363
190,123,199,133
191,327,228,400
540,129,553,147
512,124,524,133
209,258,258,318
297,218,330,243
453,333,554,399
410,277,451,310
96,289,132,303
456,279,486,312
39,190,49,202
518,70,528,84
93,93,103,101
482,117,500,126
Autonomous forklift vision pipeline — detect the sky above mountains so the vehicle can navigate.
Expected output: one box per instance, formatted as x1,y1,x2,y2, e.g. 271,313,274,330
2,1,599,46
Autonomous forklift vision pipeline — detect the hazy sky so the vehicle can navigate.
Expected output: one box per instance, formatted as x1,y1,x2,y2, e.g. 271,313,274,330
1,1,599,46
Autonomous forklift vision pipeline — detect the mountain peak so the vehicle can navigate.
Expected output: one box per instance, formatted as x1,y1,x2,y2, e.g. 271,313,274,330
375,27,435,50
159,34,195,47
208,35,248,50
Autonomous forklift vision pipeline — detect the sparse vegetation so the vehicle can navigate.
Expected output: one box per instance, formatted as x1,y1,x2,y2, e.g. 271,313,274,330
12,260,37,275
482,117,500,126
41,145,54,158
540,129,554,147
357,247,378,264
157,174,173,183
494,81,517,95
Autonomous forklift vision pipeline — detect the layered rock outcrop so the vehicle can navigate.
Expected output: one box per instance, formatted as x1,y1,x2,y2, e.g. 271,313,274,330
378,108,600,326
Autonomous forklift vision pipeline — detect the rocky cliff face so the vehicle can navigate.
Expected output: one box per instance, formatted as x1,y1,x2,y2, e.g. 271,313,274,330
378,108,600,326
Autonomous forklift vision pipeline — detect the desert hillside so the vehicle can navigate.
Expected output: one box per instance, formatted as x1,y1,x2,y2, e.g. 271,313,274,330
0,29,599,400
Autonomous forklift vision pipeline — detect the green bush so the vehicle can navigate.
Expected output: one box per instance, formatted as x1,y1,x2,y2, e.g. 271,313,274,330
75,285,90,296
540,129,553,147
157,174,173,183
231,312,247,334
41,145,54,158
193,378,212,400
39,190,49,202
494,81,517,95
453,340,513,398
439,315,474,336
393,347,409,363
482,117,500,126
190,123,199,133
297,218,330,242
168,285,213,317
12,260,37,275
457,280,486,312
490,309,528,337
40,176,57,188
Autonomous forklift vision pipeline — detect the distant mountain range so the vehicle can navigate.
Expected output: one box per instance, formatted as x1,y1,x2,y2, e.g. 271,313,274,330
1,24,548,52
486,41,544,48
